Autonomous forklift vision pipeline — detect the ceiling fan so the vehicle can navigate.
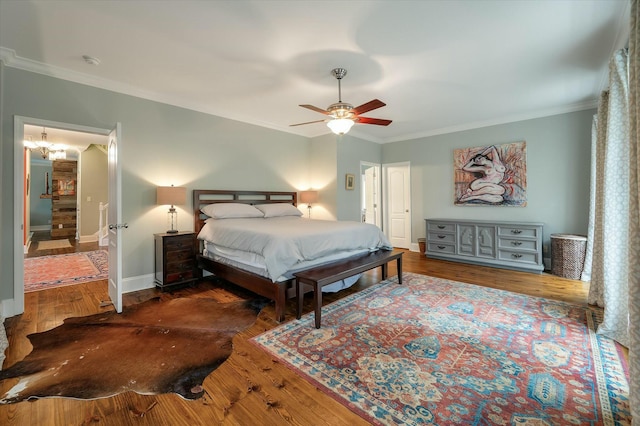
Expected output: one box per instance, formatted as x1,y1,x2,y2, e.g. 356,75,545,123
290,68,392,135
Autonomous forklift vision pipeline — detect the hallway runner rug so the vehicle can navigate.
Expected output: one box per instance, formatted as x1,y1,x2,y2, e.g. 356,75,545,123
36,239,71,250
252,272,630,425
24,250,108,292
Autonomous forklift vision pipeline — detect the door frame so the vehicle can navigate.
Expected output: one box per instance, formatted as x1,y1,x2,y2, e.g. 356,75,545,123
13,116,112,315
382,161,412,249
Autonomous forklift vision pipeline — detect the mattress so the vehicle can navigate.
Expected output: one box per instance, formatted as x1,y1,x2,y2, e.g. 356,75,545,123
197,216,392,291
197,216,392,282
202,242,364,292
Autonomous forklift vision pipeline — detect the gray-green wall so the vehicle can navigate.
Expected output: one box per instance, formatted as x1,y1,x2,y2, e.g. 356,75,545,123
29,161,52,227
79,145,108,237
1,66,315,304
382,109,594,259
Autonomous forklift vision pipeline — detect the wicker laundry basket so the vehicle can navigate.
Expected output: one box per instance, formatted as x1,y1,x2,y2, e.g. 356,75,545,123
550,234,587,279
418,238,426,255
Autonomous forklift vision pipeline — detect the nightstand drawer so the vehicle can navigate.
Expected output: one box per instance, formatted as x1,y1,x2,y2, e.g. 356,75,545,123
165,270,195,284
165,236,193,250
166,259,195,273
165,248,193,262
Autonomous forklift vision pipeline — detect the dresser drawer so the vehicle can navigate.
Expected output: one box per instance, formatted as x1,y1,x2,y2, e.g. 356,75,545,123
427,242,456,254
427,222,455,233
498,250,539,264
427,232,456,244
498,238,538,251
498,226,539,239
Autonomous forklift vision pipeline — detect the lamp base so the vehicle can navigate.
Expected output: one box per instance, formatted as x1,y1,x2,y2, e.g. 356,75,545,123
166,229,179,234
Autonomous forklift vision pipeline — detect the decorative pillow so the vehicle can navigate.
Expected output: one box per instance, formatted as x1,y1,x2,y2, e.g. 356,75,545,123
200,203,264,219
254,203,303,218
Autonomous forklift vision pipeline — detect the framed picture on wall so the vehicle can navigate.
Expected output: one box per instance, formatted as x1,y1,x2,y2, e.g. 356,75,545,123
454,141,527,206
345,174,355,190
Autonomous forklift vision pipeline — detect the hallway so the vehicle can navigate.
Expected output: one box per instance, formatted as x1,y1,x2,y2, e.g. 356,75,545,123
25,231,100,259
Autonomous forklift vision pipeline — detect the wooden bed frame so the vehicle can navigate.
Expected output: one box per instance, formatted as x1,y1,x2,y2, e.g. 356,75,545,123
193,189,298,322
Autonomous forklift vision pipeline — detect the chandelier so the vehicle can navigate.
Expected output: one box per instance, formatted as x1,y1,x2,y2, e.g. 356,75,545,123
24,128,67,160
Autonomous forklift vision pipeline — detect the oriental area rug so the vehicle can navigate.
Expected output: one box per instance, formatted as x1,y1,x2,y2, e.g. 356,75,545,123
0,297,267,403
24,250,108,292
252,273,631,425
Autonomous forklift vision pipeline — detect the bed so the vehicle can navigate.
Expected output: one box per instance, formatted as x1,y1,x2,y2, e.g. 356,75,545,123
193,189,392,322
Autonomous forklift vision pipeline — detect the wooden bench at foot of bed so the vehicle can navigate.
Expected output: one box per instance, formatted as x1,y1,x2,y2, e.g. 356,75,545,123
295,249,403,328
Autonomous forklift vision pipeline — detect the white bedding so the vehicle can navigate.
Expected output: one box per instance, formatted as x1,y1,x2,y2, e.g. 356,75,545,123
197,216,392,282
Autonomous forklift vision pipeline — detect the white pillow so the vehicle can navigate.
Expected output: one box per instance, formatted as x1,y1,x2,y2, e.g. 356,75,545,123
200,203,264,219
255,203,303,218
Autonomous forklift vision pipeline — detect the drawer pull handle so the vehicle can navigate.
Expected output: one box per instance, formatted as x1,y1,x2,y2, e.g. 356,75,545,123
511,241,522,246
437,245,446,250
510,229,522,234
437,235,446,239
511,253,523,259
437,225,445,229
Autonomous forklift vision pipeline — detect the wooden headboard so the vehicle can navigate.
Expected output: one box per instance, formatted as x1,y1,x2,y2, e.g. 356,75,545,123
193,189,298,234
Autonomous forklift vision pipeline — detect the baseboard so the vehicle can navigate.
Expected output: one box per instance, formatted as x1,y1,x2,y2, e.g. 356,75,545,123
123,273,155,293
79,234,98,244
0,298,20,318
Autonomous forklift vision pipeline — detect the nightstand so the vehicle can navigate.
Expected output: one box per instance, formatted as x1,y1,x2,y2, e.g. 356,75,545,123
154,231,198,290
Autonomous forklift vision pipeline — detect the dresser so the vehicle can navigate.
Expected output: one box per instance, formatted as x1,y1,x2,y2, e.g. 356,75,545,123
425,219,544,273
154,231,198,290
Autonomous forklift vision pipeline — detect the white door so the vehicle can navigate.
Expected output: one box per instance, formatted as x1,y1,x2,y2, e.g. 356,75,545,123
384,163,411,248
362,163,381,226
107,123,123,313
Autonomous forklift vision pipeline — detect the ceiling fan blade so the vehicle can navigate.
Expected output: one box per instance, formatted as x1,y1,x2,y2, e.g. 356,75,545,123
353,99,386,115
357,117,392,126
289,119,327,127
299,104,330,115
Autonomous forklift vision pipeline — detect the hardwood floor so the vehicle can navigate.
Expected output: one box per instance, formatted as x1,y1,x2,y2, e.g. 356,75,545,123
1,251,601,425
26,230,99,258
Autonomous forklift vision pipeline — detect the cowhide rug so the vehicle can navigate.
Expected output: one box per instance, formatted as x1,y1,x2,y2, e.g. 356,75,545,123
0,297,267,404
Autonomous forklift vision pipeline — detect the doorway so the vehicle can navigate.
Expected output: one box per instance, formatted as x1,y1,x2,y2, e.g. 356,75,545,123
383,162,411,249
23,125,108,258
360,161,381,227
13,117,113,315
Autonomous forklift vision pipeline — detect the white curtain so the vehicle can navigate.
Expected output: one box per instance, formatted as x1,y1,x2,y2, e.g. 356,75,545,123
586,49,630,348
583,1,639,422
628,1,639,424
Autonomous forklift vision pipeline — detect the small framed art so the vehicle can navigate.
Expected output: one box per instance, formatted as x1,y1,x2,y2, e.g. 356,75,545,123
345,173,355,190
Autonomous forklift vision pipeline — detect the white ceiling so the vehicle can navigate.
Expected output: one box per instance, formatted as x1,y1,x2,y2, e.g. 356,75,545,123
0,0,630,144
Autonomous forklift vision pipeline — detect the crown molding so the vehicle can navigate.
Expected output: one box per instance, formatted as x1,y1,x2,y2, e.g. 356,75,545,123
382,100,598,144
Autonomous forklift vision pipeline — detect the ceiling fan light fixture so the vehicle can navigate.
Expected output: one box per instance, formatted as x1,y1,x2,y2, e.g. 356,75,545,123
327,118,354,135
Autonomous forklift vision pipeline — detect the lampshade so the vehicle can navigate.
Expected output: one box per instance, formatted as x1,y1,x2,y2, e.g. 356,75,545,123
299,190,318,204
327,118,354,135
157,185,186,234
157,186,186,206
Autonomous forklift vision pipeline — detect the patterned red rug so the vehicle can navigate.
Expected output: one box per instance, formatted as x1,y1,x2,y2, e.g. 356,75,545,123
252,273,630,425
24,250,108,292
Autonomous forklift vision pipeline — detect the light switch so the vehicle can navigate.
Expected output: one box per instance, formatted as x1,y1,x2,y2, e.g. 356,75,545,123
87,196,92,202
